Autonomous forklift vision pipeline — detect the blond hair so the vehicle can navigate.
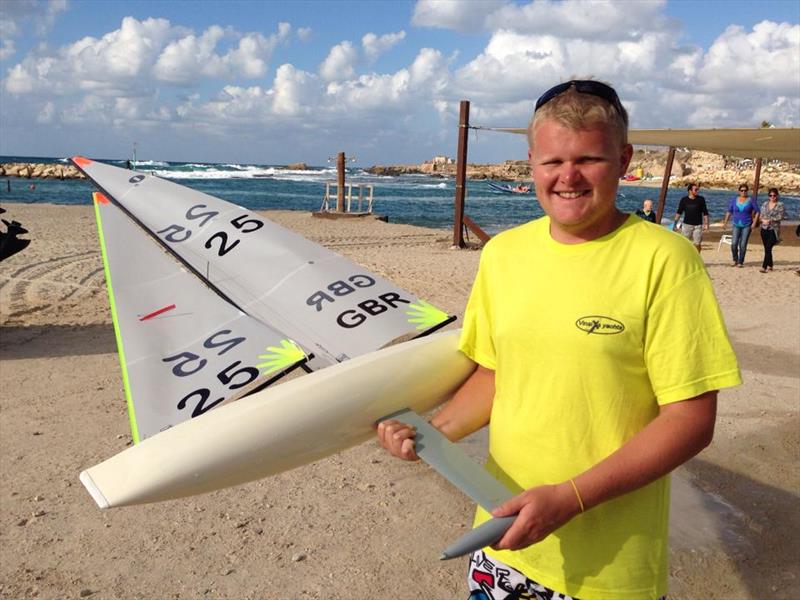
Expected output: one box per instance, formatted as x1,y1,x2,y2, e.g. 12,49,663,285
528,85,628,149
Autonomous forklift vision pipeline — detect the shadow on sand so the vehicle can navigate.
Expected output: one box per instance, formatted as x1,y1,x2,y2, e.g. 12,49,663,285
671,423,799,598
0,323,116,360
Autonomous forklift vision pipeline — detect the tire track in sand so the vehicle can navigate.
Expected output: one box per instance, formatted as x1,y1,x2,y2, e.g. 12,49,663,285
0,251,104,322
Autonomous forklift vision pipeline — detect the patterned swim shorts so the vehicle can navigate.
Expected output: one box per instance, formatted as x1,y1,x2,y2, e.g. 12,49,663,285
467,550,666,600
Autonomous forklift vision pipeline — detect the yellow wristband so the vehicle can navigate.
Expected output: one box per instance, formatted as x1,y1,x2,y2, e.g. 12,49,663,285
569,478,585,513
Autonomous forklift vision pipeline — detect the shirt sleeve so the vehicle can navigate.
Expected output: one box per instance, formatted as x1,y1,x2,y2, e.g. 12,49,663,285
644,262,742,404
458,245,497,370
701,198,709,215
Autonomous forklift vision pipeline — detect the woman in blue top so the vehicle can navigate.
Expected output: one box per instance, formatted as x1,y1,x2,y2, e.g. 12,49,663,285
722,184,760,267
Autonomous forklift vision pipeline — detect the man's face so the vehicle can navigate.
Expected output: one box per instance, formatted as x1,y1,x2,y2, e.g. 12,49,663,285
529,119,632,240
689,186,699,197
643,199,653,212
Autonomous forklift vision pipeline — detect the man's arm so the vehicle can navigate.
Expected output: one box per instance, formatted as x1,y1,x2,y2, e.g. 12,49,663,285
491,391,717,551
673,198,684,229
376,364,495,460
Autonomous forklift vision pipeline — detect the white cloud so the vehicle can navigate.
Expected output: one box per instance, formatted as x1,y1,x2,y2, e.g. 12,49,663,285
696,21,800,95
412,0,505,32
37,0,67,36
412,0,672,40
446,16,800,130
3,16,292,96
362,31,406,62
37,100,55,123
485,0,672,41
0,0,67,61
0,38,15,61
273,64,316,116
154,24,289,84
319,40,357,81
297,27,312,42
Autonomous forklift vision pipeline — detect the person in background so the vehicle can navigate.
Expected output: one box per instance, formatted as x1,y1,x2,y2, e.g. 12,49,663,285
673,183,709,252
378,79,740,600
759,187,785,273
635,198,657,223
722,184,760,268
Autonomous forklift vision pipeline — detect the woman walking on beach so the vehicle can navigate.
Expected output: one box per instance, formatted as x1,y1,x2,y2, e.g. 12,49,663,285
722,184,759,267
759,187,785,273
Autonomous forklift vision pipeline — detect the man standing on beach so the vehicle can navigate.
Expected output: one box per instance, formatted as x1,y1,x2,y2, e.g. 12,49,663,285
378,80,741,599
635,197,657,223
673,183,709,252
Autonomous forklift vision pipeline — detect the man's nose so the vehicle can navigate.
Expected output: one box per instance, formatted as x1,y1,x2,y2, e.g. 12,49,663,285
558,162,582,186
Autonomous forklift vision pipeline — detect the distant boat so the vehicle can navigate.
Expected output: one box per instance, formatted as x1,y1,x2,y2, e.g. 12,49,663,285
488,181,531,194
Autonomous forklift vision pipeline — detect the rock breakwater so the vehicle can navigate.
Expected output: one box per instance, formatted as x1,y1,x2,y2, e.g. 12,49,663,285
1,163,85,179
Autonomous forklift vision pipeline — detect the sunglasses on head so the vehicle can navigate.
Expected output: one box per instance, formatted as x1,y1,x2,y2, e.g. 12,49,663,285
535,80,628,126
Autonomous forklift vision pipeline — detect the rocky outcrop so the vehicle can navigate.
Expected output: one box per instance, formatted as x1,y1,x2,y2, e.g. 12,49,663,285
286,162,308,170
1,163,85,179
366,160,532,181
368,151,800,194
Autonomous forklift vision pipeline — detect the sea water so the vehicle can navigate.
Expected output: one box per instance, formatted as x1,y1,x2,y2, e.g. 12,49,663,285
1,156,795,235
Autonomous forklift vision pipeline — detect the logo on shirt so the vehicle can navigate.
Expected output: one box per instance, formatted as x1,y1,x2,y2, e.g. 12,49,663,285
575,316,625,335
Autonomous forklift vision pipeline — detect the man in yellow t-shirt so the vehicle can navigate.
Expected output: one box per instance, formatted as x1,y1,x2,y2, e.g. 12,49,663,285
378,80,741,599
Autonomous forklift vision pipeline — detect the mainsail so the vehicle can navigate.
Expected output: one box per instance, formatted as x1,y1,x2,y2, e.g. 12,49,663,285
94,191,308,442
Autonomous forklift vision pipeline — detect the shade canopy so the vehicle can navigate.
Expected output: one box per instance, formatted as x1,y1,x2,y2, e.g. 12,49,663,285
487,127,800,163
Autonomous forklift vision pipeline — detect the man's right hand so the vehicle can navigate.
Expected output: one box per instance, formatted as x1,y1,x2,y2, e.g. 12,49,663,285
376,420,419,461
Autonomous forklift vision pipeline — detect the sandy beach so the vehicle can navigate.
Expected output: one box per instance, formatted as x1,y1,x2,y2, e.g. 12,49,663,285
1,204,798,599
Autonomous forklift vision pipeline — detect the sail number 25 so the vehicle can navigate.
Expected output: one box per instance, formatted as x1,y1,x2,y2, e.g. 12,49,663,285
163,329,259,418
156,204,263,256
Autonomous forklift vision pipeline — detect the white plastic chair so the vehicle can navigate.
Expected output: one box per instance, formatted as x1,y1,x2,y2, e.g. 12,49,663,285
717,234,733,252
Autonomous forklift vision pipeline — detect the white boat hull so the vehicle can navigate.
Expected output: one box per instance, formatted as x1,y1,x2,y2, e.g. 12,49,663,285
80,330,474,508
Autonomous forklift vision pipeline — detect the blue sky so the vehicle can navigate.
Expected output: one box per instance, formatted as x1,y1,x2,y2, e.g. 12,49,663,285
1,0,798,165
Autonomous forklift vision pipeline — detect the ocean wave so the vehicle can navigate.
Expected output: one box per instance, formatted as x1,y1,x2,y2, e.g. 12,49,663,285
135,160,170,167
150,165,337,181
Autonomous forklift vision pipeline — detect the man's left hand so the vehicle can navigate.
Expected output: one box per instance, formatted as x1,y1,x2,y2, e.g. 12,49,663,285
489,483,581,551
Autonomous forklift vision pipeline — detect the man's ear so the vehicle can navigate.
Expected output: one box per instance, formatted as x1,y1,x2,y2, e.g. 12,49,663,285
619,144,634,176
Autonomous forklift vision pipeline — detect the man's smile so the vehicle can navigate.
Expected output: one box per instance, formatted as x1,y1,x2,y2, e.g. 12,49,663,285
554,191,589,199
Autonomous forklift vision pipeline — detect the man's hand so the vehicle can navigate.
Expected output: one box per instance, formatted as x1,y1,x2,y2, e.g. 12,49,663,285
490,483,581,551
376,420,419,461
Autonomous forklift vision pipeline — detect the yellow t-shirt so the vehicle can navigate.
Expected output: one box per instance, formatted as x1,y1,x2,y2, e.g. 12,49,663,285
459,215,741,599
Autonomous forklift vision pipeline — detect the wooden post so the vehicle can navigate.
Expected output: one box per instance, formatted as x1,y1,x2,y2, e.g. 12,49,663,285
453,101,470,247
655,146,676,225
337,151,346,212
752,157,763,206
